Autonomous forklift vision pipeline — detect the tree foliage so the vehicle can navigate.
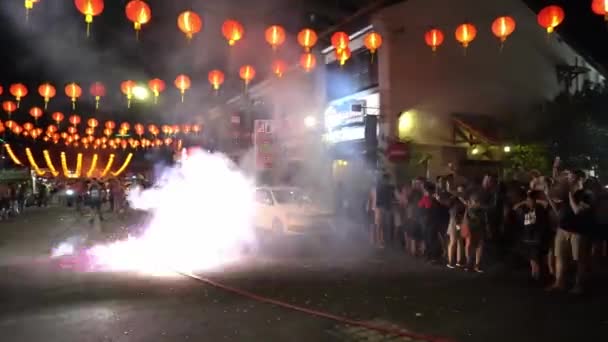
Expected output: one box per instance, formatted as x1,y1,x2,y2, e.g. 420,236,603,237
512,82,608,177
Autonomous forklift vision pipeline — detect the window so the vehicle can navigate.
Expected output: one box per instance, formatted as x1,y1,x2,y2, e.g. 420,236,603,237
325,49,379,101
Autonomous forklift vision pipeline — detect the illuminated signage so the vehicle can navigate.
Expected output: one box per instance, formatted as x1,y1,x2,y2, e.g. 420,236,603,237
324,125,365,144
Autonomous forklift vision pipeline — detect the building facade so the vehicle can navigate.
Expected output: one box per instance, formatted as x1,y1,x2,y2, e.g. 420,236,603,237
213,0,605,186
363,0,605,176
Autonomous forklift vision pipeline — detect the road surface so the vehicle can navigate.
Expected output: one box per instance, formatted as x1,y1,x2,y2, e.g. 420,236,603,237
0,206,606,341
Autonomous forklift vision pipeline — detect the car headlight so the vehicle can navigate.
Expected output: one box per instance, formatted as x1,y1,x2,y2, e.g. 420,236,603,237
66,189,74,196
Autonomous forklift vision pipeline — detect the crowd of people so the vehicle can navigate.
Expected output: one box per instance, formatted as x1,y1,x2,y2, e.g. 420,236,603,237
0,180,52,219
365,157,608,294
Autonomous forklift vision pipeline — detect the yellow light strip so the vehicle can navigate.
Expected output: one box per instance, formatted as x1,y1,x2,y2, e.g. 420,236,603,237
111,153,133,177
43,150,59,177
26,148,46,176
4,144,23,165
61,152,70,177
75,153,83,178
87,154,98,178
101,154,115,177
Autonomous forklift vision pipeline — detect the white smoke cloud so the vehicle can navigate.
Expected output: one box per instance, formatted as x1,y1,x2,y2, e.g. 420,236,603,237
86,148,257,274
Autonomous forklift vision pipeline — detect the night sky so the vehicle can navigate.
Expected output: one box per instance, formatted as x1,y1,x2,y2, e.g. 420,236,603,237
0,0,606,127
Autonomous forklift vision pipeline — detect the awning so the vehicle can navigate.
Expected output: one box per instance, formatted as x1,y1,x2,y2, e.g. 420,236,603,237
452,113,502,146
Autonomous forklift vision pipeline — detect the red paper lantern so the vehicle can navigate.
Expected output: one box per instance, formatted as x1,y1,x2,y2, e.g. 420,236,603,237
105,120,115,130
29,107,43,121
121,80,136,107
52,112,64,125
208,70,225,91
239,65,256,86
537,5,565,34
68,126,78,134
265,25,286,50
455,23,477,48
593,0,608,21
331,32,350,51
120,122,131,133
87,118,99,128
65,82,82,109
148,124,158,136
134,123,144,137
297,28,317,52
363,31,383,54
222,19,244,46
9,83,28,107
23,122,34,132
174,74,191,102
2,101,17,116
125,0,151,33
148,78,165,103
89,82,106,108
75,0,104,35
38,83,56,109
177,10,202,39
192,124,201,134
424,28,444,52
85,127,95,136
69,114,81,126
491,16,516,43
47,125,58,134
299,53,316,72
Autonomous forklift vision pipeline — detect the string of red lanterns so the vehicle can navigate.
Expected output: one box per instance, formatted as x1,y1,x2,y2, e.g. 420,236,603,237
1,4,580,106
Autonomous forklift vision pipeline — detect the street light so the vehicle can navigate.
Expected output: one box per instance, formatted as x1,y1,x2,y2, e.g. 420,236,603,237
132,85,149,101
304,115,317,128
503,145,511,153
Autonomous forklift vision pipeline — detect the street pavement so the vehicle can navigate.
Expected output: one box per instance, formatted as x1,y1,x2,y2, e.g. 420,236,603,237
0,206,607,342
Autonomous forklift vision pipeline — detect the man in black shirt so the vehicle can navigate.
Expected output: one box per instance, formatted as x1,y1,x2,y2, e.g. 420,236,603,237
547,170,591,294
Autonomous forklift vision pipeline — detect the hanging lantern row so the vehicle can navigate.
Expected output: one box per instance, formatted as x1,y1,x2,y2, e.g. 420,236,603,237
1,114,201,140
22,2,591,57
0,122,193,152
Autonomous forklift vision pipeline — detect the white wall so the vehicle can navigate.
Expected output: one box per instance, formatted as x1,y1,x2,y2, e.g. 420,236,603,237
371,0,604,146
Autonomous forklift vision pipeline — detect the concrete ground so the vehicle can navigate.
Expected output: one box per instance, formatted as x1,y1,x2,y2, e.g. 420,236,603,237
0,206,606,342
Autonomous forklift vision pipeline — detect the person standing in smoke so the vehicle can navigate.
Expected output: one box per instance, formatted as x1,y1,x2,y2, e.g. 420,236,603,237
373,174,394,248
88,179,104,224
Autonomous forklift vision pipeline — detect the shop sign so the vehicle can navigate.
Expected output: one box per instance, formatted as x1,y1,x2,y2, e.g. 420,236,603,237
253,120,274,170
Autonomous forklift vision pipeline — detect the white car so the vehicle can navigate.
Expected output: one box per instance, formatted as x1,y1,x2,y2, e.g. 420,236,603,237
254,186,335,235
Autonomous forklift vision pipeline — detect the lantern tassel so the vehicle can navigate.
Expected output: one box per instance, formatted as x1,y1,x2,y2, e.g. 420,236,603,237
86,23,91,38
44,100,48,110
370,51,375,64
72,101,76,110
